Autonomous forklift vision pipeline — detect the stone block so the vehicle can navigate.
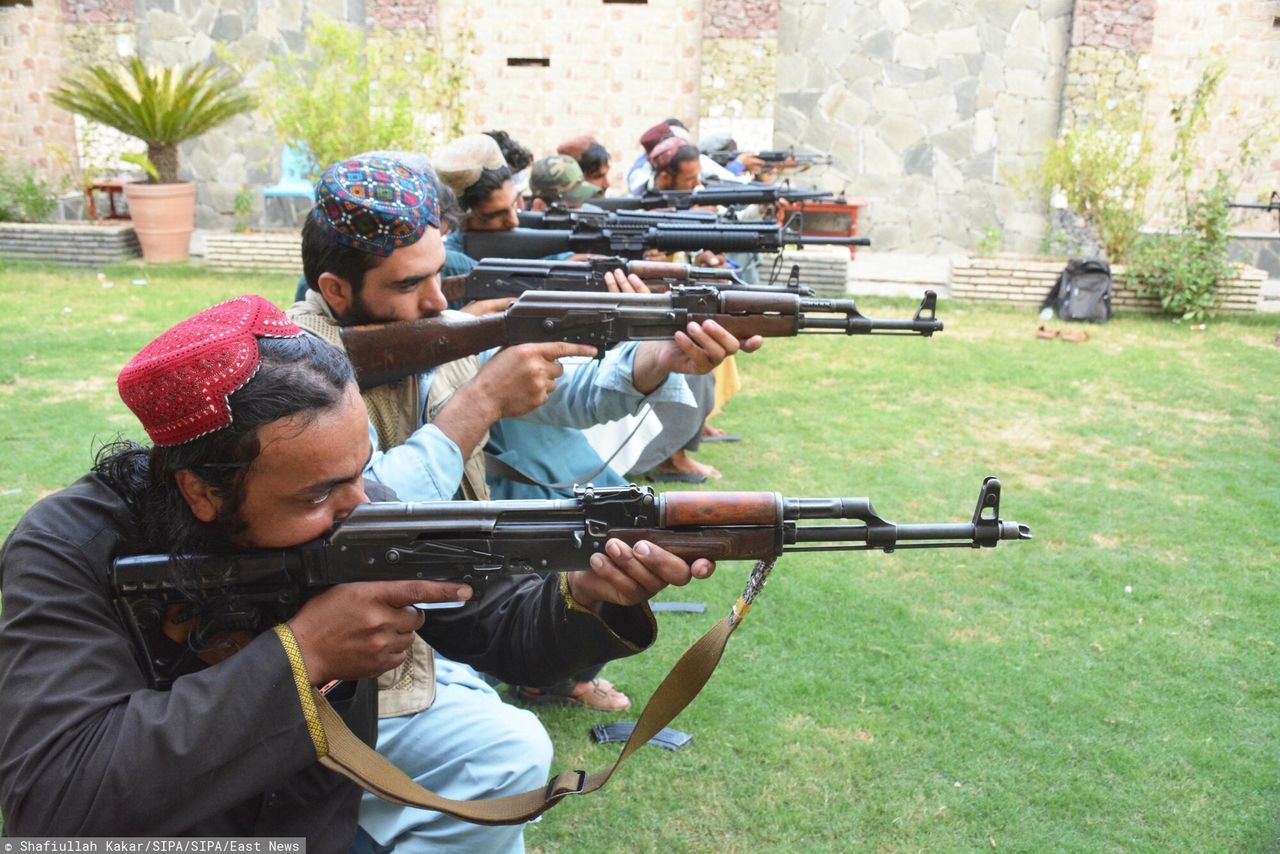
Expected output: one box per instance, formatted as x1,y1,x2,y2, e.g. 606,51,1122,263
936,25,981,56
893,30,937,70
876,112,926,152
878,0,910,32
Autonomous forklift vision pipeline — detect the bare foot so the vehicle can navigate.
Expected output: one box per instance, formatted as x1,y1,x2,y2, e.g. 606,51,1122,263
568,679,631,711
702,423,729,439
664,450,721,480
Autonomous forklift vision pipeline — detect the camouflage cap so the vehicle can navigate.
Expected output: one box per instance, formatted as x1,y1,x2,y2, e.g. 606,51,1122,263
529,155,603,203
433,134,507,196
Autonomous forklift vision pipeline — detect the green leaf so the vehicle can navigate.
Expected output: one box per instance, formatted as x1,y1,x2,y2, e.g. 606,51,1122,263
120,152,159,182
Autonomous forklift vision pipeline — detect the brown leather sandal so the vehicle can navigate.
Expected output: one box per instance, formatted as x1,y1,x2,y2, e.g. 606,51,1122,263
1036,325,1061,340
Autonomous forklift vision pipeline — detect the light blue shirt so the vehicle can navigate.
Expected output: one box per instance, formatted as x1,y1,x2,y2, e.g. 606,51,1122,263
364,342,694,502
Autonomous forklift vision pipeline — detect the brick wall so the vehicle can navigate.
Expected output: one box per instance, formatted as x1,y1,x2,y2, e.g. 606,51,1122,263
0,0,79,184
440,0,704,192
1142,1,1280,234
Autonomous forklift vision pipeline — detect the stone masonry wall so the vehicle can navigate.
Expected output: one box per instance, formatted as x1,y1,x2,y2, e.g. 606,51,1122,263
775,0,1075,255
700,0,779,151
1060,1,1154,129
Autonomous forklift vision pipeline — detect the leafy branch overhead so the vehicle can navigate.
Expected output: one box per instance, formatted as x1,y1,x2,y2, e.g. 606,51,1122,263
50,59,255,185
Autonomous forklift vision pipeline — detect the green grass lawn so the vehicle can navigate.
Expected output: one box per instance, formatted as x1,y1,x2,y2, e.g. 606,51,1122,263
1,257,1278,852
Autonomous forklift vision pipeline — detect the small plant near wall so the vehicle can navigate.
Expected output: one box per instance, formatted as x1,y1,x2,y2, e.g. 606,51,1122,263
1030,88,1153,263
975,225,1002,255
0,160,59,223
1127,61,1276,323
233,185,253,233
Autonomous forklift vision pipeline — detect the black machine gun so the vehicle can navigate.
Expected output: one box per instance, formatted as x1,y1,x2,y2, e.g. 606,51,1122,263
440,256,816,303
462,219,869,262
111,479,1032,689
591,182,835,212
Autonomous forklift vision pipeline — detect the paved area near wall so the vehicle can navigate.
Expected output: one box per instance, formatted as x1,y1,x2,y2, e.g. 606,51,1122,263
847,251,1280,314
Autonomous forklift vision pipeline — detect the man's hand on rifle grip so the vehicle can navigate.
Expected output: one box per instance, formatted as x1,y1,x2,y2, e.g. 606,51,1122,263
288,580,472,685
567,539,715,611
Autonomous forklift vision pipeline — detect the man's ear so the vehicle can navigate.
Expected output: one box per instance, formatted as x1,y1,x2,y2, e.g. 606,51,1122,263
317,272,355,318
175,469,221,524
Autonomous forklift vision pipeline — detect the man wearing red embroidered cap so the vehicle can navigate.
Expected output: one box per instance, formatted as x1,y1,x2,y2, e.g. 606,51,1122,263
0,295,715,850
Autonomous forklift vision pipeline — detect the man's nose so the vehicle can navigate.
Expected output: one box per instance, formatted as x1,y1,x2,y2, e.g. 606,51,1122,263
419,276,448,314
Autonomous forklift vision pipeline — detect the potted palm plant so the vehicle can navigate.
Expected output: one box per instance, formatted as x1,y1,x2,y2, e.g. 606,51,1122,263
51,58,254,262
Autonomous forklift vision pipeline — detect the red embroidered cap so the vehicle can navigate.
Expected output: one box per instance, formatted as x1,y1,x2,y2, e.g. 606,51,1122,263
117,295,302,446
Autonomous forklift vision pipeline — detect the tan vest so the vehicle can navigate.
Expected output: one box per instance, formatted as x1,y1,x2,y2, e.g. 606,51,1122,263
287,291,492,717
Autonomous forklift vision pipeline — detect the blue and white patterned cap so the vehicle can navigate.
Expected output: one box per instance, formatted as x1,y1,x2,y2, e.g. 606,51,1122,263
311,157,440,257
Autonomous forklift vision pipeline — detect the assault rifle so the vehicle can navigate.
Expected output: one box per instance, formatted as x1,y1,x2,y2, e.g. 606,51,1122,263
462,220,869,261
111,479,1032,689
441,256,816,302
516,208,720,230
707,148,835,171
591,182,834,212
341,285,942,388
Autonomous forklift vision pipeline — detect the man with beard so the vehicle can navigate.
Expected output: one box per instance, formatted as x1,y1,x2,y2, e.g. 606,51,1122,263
0,295,715,851
285,156,760,839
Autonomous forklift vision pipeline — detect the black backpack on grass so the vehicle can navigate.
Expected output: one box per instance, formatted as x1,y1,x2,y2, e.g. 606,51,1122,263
1043,258,1113,323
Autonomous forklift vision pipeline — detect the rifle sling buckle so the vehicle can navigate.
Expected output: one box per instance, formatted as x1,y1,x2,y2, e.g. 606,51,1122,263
545,769,587,803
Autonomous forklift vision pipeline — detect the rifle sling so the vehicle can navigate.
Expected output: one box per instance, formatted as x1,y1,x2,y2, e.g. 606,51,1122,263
313,588,745,825
482,405,655,491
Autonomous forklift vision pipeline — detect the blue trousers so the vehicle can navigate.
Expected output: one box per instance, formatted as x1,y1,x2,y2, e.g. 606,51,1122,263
354,656,554,853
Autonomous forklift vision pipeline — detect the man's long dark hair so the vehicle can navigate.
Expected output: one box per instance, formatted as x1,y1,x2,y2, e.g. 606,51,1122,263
95,334,355,560
578,143,610,179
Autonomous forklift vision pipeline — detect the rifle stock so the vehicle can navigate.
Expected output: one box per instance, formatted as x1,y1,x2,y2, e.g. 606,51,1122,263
340,311,508,389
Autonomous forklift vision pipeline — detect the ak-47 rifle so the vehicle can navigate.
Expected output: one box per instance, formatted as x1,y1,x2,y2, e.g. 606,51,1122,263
591,181,834,212
440,256,816,303
516,208,721,230
111,479,1031,690
708,148,835,172
462,219,869,261
341,285,942,389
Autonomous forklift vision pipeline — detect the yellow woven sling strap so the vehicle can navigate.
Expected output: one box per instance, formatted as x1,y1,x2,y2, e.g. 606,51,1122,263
315,558,777,826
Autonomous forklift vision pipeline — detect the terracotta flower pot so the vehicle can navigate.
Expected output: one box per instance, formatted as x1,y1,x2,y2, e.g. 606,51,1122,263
123,181,196,263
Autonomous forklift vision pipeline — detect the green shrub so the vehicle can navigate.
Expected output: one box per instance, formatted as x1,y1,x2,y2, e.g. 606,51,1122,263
0,160,59,223
1128,172,1234,323
259,15,472,180
1126,61,1272,323
1030,93,1153,262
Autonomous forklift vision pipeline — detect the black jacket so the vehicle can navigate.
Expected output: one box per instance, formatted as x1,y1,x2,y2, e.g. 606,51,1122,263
0,473,655,849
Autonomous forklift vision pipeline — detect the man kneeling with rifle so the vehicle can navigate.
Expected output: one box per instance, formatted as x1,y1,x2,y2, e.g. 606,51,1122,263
0,295,719,851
